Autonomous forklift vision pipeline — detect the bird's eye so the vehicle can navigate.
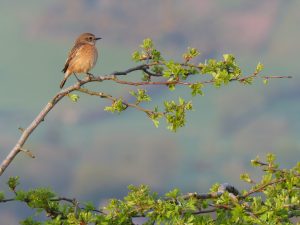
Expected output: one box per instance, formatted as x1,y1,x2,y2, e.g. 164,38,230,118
88,37,93,41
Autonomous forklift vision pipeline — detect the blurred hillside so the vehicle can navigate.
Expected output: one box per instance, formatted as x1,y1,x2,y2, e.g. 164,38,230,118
0,0,300,223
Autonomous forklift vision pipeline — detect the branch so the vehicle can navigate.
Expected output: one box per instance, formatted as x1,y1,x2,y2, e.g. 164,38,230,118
0,65,153,176
51,197,105,214
0,171,298,223
242,175,300,199
0,198,15,203
112,64,150,75
77,88,154,115
0,94,64,176
180,183,239,200
0,61,292,176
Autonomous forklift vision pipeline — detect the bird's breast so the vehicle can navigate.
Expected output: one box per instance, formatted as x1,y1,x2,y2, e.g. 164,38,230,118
69,44,98,73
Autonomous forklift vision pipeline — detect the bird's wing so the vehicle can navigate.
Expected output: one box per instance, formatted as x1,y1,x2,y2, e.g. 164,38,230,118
62,43,85,73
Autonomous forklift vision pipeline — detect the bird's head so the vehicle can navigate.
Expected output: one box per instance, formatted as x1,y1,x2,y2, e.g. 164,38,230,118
76,33,102,45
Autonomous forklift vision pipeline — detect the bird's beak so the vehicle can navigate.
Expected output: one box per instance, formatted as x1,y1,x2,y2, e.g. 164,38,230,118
95,37,102,40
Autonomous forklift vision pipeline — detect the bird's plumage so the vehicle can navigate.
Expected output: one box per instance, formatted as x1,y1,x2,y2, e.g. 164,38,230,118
60,33,101,88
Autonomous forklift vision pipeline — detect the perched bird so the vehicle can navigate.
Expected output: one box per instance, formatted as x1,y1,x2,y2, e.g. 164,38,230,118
60,33,101,88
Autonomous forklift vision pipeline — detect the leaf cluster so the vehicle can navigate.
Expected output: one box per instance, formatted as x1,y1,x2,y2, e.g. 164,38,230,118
1,154,299,224
94,39,271,132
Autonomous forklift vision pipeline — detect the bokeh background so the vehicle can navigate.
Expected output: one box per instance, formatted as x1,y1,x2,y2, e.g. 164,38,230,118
1,0,300,223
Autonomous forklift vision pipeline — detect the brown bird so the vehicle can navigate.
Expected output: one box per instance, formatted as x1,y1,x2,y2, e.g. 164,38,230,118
60,33,101,88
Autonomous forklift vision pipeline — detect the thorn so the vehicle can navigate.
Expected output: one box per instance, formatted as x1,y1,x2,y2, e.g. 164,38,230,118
20,148,35,158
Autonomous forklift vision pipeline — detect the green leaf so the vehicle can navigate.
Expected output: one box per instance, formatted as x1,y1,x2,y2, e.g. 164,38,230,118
178,97,185,105
165,61,184,78
183,47,200,62
251,156,261,167
141,38,153,50
168,84,176,91
240,173,254,183
165,188,181,199
68,94,79,102
223,54,235,62
151,65,164,75
151,49,163,61
256,62,264,73
84,202,96,211
141,73,151,81
7,176,20,191
189,47,200,57
130,89,151,104
148,111,162,128
20,217,41,225
164,99,192,132
185,101,193,110
189,82,203,96
133,38,162,63
152,119,159,128
266,153,276,164
263,78,268,85
201,55,241,87
79,211,93,223
132,51,141,62
15,190,28,201
0,192,4,201
104,98,127,113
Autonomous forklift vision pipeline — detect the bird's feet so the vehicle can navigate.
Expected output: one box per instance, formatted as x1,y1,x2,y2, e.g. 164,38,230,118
87,72,95,79
74,74,82,82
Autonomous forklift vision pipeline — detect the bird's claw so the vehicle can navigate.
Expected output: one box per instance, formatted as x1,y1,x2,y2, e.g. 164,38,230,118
87,73,95,79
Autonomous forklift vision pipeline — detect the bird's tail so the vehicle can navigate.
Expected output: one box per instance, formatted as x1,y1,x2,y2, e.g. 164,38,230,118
60,77,67,89
60,70,72,89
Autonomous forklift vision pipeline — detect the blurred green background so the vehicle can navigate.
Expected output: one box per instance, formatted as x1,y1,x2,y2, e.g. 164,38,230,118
1,0,299,223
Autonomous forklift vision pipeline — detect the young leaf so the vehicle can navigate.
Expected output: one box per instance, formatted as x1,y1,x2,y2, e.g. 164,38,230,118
7,176,20,191
263,79,268,85
68,94,79,102
256,62,264,73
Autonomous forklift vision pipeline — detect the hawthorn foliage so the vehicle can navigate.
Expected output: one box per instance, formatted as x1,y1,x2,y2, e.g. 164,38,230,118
1,154,300,224
102,39,267,131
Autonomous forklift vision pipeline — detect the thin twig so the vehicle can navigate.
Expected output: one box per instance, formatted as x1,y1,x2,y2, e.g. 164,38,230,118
20,148,35,158
77,88,154,115
51,197,105,214
0,198,15,203
242,173,300,198
192,208,217,214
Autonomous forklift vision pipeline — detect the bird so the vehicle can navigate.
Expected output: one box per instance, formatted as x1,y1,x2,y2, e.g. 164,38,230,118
60,33,101,88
